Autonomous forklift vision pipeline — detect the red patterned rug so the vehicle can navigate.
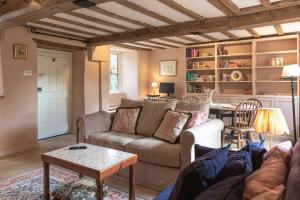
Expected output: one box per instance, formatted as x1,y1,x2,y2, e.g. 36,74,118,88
0,167,145,200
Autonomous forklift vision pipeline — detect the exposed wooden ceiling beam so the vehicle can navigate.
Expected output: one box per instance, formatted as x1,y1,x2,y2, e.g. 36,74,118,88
88,5,300,45
49,15,116,34
27,25,88,40
246,28,260,38
0,0,111,31
219,0,240,15
33,38,86,52
274,24,284,35
159,38,187,45
114,0,177,25
133,42,165,49
157,0,204,21
221,30,239,40
114,44,151,51
89,6,152,28
207,0,235,16
260,0,271,8
32,20,100,37
144,40,178,48
63,10,132,31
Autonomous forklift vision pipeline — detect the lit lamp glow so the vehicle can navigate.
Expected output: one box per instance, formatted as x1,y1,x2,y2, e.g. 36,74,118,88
253,108,289,149
282,64,300,142
151,81,158,95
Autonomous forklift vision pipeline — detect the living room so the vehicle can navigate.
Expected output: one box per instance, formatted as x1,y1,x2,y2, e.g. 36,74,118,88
1,0,300,199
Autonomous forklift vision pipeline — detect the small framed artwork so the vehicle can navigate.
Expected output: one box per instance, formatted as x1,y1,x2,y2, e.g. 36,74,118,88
14,44,28,59
160,60,177,76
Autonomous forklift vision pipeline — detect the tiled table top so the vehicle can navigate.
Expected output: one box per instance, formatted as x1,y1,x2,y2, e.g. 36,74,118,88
42,143,137,172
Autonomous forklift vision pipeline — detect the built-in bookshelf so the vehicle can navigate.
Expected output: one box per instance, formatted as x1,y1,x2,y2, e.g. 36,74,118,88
185,35,299,96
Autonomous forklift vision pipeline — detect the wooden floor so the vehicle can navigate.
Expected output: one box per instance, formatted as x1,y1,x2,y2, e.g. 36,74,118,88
0,134,159,200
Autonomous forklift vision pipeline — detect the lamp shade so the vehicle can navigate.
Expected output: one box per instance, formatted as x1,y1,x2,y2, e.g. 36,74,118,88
282,64,300,78
151,81,158,88
253,108,289,135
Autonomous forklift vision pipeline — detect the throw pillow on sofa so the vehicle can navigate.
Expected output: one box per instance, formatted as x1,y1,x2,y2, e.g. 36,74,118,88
194,173,249,200
111,107,141,134
176,110,208,129
154,110,191,143
243,150,288,200
136,100,177,137
263,140,293,164
169,145,230,200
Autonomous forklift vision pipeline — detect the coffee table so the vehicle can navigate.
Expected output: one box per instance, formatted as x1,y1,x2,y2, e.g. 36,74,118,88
41,143,138,200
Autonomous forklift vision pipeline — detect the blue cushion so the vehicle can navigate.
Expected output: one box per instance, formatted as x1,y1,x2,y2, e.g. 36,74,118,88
194,173,249,200
243,140,267,170
194,144,215,159
217,147,253,181
169,145,230,200
153,184,174,200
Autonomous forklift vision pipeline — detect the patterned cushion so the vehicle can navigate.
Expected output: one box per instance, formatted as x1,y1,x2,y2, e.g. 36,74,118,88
111,107,141,134
154,110,190,143
53,178,97,200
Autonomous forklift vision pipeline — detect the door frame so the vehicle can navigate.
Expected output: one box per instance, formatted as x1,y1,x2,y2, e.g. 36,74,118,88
37,48,72,139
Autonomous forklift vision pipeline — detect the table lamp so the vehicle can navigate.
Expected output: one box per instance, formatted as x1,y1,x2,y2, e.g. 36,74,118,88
151,81,158,95
253,108,289,149
282,64,300,142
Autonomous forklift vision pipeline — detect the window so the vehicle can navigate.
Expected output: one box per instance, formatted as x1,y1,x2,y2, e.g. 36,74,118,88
109,52,120,93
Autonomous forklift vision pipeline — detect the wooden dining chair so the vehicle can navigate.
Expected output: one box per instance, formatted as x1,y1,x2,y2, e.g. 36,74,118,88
221,98,263,149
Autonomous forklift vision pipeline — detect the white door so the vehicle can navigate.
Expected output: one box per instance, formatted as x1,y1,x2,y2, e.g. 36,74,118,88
37,49,71,139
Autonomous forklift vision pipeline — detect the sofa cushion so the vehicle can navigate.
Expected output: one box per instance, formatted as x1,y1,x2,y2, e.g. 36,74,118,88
126,137,181,168
120,98,144,108
154,110,190,144
111,107,141,134
169,145,230,200
88,132,144,151
175,101,209,115
284,139,300,200
136,100,177,137
252,185,285,200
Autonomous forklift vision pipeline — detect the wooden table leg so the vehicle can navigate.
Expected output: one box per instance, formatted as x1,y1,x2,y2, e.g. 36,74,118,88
129,164,136,200
43,162,50,200
96,179,104,200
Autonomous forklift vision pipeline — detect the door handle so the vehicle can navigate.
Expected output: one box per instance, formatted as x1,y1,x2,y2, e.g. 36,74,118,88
37,87,42,92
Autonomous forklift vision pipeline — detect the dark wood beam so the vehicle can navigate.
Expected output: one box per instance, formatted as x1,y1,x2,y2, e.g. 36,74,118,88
220,0,240,15
221,30,239,40
114,0,177,25
246,28,260,38
260,0,271,8
33,38,86,52
62,10,132,31
207,0,235,16
33,20,100,37
274,24,284,35
114,44,151,51
144,40,178,48
157,0,204,21
89,6,152,28
88,5,300,45
133,42,165,49
49,16,116,34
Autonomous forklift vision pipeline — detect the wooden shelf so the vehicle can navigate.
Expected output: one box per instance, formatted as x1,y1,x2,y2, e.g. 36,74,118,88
187,81,215,83
256,80,295,83
256,66,284,69
218,81,252,83
186,56,215,60
256,50,297,55
218,53,252,58
219,67,252,70
186,69,215,71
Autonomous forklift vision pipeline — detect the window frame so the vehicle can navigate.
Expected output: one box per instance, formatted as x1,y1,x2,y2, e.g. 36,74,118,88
109,51,122,93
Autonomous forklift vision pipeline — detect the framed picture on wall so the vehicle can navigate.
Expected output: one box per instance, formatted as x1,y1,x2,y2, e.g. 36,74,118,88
160,60,177,76
14,44,28,59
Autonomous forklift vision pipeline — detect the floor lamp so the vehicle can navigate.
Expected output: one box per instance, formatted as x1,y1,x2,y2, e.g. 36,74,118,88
282,64,300,143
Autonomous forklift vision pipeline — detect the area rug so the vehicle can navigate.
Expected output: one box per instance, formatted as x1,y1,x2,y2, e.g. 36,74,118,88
0,167,144,200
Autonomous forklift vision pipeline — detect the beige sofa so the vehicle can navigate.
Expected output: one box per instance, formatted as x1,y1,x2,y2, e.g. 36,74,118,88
77,99,224,190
